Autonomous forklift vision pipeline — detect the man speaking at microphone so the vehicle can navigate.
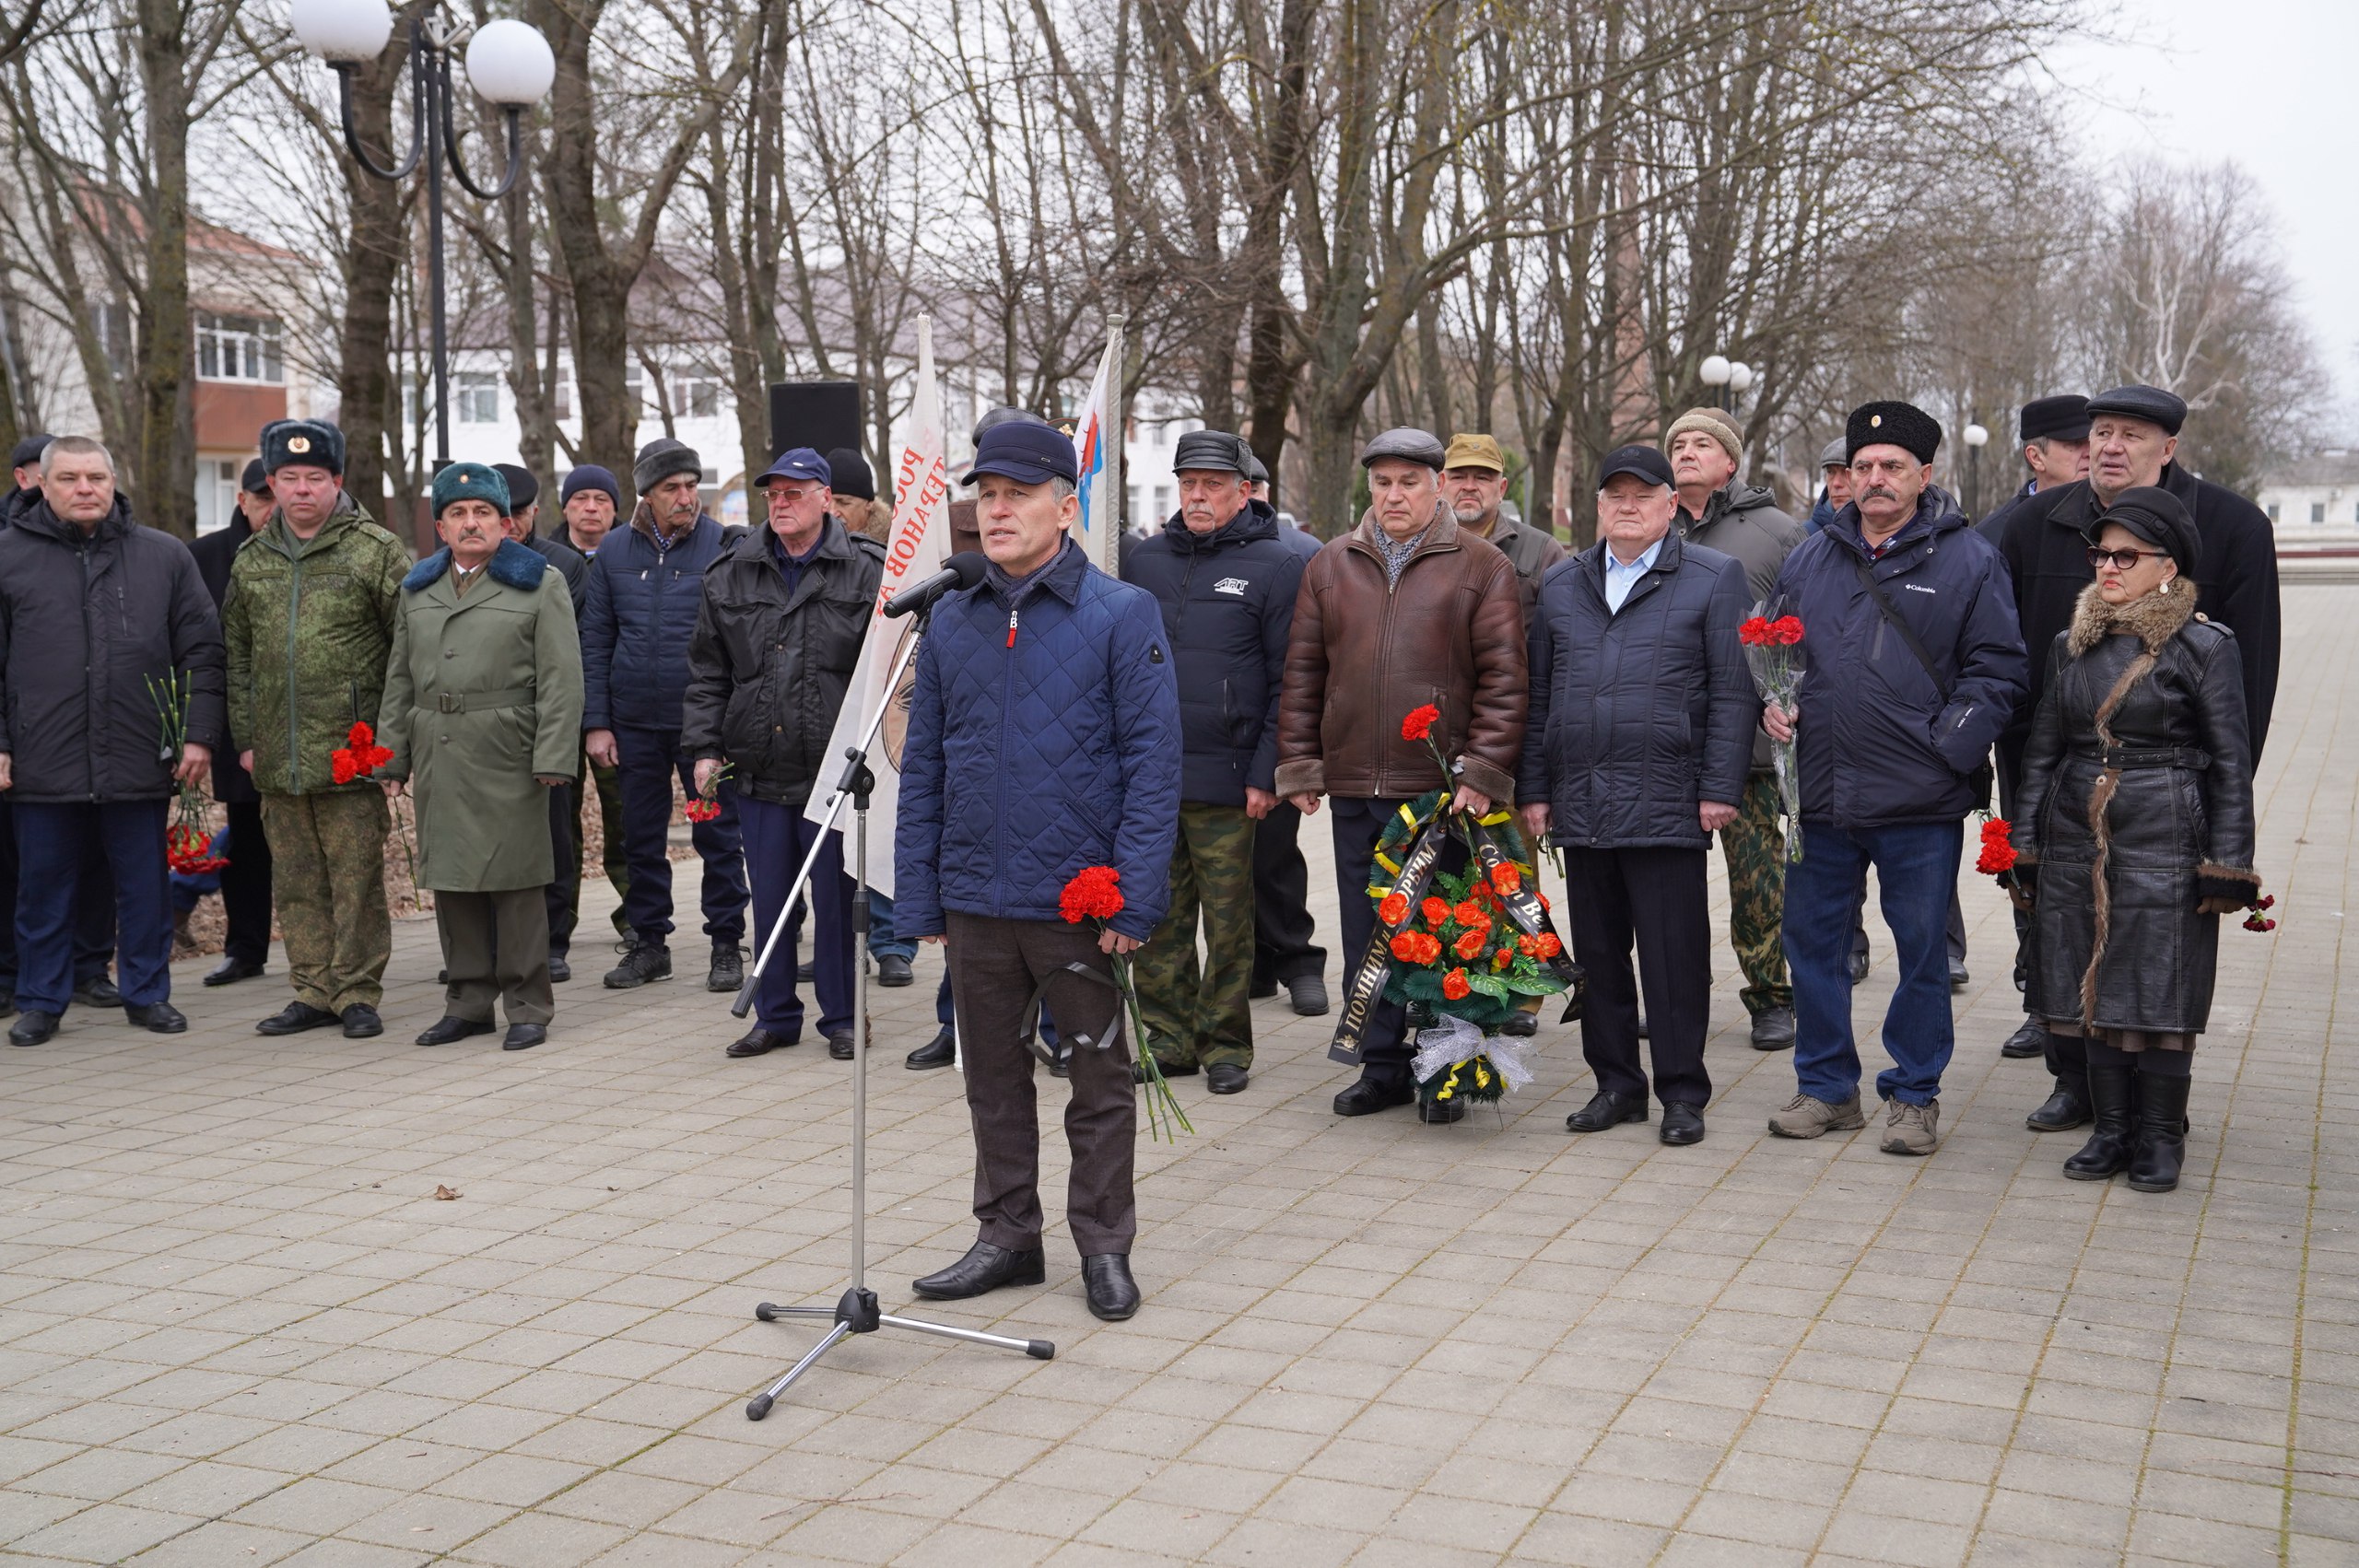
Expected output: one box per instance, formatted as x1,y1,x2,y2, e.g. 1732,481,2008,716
683,449,885,1060
895,419,1180,1322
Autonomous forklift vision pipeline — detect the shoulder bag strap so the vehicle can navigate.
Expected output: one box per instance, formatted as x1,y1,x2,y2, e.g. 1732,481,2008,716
1851,551,1952,703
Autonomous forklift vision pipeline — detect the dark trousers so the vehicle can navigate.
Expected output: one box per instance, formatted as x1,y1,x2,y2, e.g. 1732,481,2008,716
614,726,748,948
218,799,273,965
436,886,554,1025
1251,800,1326,988
1788,819,1964,1106
1332,795,1466,1088
545,780,578,957
944,909,1135,1257
1565,845,1712,1109
0,795,118,990
12,800,170,1013
738,795,853,1038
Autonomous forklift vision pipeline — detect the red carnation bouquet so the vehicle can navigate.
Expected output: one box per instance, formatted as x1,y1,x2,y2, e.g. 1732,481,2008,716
147,673,229,874
1738,598,1807,861
683,764,733,823
1060,866,1193,1141
331,721,394,785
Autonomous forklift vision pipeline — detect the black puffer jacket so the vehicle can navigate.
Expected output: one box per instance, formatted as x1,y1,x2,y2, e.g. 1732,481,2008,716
1121,499,1305,804
682,518,884,808
1516,533,1756,848
0,497,225,802
2013,584,2258,1033
188,521,263,804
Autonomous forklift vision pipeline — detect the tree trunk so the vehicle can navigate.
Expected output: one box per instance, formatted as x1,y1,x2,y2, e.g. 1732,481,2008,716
501,129,554,482
334,18,416,532
135,0,192,536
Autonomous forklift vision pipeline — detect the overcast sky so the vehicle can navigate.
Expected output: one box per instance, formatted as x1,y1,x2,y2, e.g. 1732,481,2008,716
2050,0,2359,431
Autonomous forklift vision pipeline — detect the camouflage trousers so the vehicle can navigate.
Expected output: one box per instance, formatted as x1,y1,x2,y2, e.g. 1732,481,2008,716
1718,770,1791,1015
1133,803,1256,1071
261,789,392,1012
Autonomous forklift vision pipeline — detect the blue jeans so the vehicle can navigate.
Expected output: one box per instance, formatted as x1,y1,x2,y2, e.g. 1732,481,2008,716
14,800,170,1013
615,726,748,947
868,890,917,962
738,796,852,1038
1783,819,1964,1106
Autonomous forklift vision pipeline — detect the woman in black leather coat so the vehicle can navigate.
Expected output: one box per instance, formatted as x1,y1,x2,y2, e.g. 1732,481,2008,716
2013,486,2260,1194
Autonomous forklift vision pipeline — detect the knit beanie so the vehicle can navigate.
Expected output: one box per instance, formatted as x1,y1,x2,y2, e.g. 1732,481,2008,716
1663,406,1743,467
559,464,620,508
633,438,702,495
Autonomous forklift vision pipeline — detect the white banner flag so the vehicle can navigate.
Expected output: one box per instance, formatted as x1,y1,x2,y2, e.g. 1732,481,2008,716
1072,320,1126,576
803,316,951,898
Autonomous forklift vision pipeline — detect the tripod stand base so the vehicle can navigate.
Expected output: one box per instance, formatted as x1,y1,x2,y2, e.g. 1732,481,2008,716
745,1291,1054,1420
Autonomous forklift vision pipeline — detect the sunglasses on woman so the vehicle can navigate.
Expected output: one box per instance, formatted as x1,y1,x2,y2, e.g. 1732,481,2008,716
2084,545,2167,571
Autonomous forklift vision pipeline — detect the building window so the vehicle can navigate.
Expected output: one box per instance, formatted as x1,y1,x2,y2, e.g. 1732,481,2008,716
454,371,499,425
675,370,722,420
195,311,284,383
93,300,135,372
1151,484,1171,519
2266,502,2280,522
2312,502,2327,524
194,459,242,535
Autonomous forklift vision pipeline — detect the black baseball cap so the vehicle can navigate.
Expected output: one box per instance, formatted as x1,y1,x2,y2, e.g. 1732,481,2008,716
241,458,271,495
1596,444,1674,488
961,421,1078,486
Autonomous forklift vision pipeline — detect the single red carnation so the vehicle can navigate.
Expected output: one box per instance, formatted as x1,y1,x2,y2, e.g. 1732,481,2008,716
1773,615,1804,645
331,753,359,785
1060,866,1125,924
1739,616,1772,646
1402,704,1441,743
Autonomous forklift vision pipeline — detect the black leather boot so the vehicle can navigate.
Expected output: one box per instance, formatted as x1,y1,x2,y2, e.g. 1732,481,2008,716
2028,1029,2092,1131
2061,1062,2134,1180
2128,1071,2192,1193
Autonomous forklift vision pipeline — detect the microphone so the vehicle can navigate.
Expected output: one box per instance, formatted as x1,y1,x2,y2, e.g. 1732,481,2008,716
883,552,988,618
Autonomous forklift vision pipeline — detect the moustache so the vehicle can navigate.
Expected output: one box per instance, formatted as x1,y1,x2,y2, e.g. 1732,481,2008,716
1863,487,1898,501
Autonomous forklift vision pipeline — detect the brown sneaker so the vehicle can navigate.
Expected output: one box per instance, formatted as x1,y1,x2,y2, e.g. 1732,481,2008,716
1879,1099,1941,1156
1766,1092,1866,1139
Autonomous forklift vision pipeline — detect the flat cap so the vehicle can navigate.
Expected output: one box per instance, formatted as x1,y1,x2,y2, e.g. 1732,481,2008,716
756,447,831,487
491,463,539,510
2087,485,2201,577
9,433,54,471
1846,401,1942,465
431,461,511,519
1359,427,1447,470
2018,394,2090,445
961,420,1077,486
2086,384,2186,437
972,404,1052,444
261,418,346,476
1173,429,1254,476
1244,449,1270,486
1596,444,1674,489
1819,438,1848,470
1442,433,1507,473
825,447,874,501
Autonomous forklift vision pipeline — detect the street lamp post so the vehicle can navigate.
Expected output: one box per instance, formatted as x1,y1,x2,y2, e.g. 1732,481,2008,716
1963,420,1989,520
1696,354,1753,415
290,0,554,474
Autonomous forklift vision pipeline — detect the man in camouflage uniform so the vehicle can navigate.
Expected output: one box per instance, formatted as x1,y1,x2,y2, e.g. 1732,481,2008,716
1122,432,1305,1094
224,420,412,1039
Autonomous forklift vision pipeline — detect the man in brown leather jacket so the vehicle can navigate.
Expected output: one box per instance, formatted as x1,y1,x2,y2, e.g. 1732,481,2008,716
1274,427,1528,1121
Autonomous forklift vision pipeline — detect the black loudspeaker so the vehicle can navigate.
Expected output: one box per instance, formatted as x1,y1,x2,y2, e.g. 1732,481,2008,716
769,381,863,462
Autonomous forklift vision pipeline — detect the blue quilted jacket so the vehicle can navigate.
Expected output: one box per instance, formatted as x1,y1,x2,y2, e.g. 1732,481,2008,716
579,512,731,733
894,538,1182,942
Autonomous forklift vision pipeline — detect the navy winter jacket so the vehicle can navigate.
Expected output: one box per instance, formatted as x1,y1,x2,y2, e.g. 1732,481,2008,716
1770,489,2028,827
894,538,1182,942
1516,533,1756,848
1121,499,1305,804
579,513,731,734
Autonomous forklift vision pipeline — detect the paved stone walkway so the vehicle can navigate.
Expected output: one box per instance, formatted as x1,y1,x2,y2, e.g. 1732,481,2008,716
3,588,2355,1568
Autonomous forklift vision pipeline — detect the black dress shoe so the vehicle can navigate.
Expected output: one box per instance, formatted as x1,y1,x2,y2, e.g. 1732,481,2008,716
1948,958,1970,991
256,1001,340,1036
1636,1013,1649,1040
727,1027,796,1058
827,1032,855,1060
1285,974,1330,1016
1206,1063,1250,1094
1750,1005,1796,1050
74,976,123,1008
502,1023,547,1051
911,1240,1046,1300
416,1015,496,1047
1419,1095,1466,1124
203,956,265,987
1567,1090,1649,1132
877,954,914,987
1333,1077,1414,1117
341,1004,383,1038
10,1010,58,1046
1848,952,1871,985
907,1025,955,1070
1082,1253,1141,1321
548,954,572,984
1500,1010,1538,1037
125,1002,187,1034
1660,1104,1707,1145
2000,1019,2047,1059
796,960,816,983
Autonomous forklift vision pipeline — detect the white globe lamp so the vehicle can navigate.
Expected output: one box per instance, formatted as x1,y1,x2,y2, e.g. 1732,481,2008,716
465,18,556,106
289,0,393,62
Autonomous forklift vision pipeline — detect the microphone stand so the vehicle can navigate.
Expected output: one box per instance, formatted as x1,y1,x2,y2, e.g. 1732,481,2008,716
738,597,1053,1422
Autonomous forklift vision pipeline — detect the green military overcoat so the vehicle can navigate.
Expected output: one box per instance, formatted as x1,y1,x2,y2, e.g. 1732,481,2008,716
380,539,583,893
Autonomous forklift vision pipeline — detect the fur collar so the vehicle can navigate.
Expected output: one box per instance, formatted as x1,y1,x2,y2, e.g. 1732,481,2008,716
2065,580,2195,658
403,537,548,594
